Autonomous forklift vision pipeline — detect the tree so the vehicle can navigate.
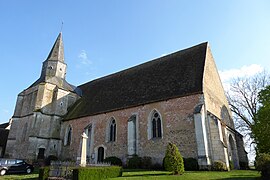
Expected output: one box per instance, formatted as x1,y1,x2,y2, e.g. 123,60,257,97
226,71,269,142
253,85,270,153
164,142,184,175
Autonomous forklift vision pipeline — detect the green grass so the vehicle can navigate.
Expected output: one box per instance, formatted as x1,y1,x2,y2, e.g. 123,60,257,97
0,169,260,180
111,170,261,180
0,173,38,180
0,168,39,180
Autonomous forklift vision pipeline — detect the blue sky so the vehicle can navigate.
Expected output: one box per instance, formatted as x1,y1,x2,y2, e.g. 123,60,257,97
0,0,270,124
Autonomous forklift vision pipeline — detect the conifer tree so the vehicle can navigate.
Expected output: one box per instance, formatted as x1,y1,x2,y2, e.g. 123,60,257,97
164,142,184,175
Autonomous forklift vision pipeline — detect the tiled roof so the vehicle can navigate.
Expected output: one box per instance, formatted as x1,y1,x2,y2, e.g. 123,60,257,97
64,42,208,120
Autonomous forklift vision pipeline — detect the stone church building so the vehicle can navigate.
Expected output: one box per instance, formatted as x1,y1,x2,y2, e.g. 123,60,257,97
5,33,248,169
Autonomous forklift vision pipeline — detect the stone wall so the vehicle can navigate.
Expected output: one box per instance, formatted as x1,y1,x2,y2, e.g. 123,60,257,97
203,45,234,128
61,94,203,165
14,86,38,117
6,80,79,160
235,132,248,168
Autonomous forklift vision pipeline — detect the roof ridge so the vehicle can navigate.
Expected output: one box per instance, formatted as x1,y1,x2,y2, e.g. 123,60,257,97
79,42,208,87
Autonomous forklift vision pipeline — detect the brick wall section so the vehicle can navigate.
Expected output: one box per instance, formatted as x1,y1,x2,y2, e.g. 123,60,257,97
61,94,203,164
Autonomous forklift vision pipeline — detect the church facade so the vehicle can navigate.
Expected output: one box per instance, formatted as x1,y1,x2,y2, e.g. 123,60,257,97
5,33,248,169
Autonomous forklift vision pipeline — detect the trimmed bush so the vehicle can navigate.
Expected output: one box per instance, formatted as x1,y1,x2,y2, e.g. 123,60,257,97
164,142,184,175
212,161,228,171
183,158,199,171
39,166,50,180
104,156,123,166
255,153,270,179
127,155,142,169
73,166,122,180
141,156,152,169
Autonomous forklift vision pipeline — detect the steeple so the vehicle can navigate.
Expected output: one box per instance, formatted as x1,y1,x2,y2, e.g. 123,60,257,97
46,32,64,62
28,32,78,92
40,33,67,81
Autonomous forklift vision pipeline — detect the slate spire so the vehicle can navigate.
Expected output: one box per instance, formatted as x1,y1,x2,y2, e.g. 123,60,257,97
46,32,64,62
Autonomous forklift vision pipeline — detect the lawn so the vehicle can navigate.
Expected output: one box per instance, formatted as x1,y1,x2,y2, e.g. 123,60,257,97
0,173,38,180
112,170,261,180
0,169,260,180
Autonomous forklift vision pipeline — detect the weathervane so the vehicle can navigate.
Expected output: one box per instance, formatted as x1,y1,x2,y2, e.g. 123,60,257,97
60,21,64,32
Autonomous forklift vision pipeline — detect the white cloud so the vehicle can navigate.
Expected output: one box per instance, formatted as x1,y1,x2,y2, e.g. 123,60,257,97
78,50,92,66
219,64,264,91
219,64,263,82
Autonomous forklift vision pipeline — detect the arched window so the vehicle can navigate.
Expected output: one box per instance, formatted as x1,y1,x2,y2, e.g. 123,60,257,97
64,125,72,146
109,118,116,142
151,110,162,138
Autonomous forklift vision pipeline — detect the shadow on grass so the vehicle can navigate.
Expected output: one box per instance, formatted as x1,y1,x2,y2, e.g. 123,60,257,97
218,178,261,180
124,173,172,178
122,169,172,177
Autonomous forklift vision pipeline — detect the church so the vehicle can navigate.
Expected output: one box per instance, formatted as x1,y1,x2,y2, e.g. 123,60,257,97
5,33,248,169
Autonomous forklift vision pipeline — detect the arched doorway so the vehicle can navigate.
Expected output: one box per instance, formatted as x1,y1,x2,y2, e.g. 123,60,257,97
37,148,45,160
97,147,104,163
229,135,239,169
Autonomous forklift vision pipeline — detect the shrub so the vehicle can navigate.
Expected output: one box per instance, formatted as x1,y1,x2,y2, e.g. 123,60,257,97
104,156,123,166
164,142,184,175
73,166,122,180
39,166,50,180
127,155,142,169
212,161,228,171
255,153,270,179
183,158,199,171
239,161,249,170
45,155,58,166
229,160,234,170
141,156,152,169
152,163,164,170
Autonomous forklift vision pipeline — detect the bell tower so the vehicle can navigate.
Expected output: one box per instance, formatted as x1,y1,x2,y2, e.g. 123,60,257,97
5,33,80,161
41,32,67,83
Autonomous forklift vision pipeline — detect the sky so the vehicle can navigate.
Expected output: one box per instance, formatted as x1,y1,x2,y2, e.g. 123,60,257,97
0,0,270,126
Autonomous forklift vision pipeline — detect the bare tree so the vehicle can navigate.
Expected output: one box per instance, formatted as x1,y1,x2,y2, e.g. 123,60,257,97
226,71,269,152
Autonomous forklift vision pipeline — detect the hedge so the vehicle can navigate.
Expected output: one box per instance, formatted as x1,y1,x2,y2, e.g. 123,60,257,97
73,166,122,180
39,166,50,180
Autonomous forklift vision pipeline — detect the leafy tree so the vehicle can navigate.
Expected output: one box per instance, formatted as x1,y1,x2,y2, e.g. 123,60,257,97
253,85,270,153
255,153,270,179
164,142,184,175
